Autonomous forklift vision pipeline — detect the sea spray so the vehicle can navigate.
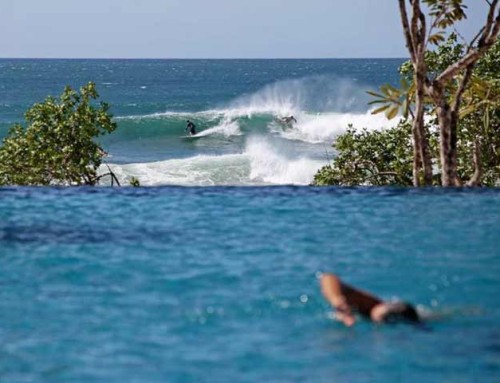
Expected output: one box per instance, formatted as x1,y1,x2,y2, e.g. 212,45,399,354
277,111,397,143
115,74,381,120
196,118,242,137
227,74,376,116
245,136,325,185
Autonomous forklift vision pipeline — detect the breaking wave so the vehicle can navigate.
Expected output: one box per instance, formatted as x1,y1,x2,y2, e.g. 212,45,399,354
103,75,398,186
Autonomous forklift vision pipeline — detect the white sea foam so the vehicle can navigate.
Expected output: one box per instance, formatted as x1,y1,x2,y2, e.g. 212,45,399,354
115,111,199,120
195,118,242,137
101,154,249,186
276,111,397,143
245,136,325,185
101,135,327,186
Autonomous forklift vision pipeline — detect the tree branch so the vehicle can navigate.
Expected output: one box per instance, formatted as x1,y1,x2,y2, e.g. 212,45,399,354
411,0,422,55
436,1,500,84
468,26,486,53
399,0,417,62
434,8,500,84
417,3,427,59
466,138,482,186
452,64,474,113
488,6,500,43
478,0,499,47
96,164,121,187
353,160,379,175
352,160,400,184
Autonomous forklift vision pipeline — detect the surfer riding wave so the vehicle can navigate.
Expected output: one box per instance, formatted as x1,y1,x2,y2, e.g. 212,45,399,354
186,120,197,135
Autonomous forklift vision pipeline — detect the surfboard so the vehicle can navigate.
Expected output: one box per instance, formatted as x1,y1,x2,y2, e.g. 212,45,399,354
181,135,203,140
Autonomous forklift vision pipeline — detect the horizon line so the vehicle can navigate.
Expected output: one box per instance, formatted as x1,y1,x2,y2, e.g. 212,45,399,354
0,56,409,61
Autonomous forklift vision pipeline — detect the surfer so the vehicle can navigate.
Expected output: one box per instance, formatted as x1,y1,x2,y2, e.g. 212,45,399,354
280,116,297,125
320,272,420,326
186,120,197,136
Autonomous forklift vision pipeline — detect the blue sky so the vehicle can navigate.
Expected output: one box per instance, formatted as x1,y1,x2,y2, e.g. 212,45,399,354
0,0,491,58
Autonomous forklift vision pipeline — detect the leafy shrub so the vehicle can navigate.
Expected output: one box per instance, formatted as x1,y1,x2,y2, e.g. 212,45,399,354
0,83,116,186
313,122,415,186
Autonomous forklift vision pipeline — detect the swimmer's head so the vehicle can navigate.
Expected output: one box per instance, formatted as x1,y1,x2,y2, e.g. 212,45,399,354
371,302,420,324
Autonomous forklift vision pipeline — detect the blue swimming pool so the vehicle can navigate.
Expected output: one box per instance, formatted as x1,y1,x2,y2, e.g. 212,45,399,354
0,186,499,382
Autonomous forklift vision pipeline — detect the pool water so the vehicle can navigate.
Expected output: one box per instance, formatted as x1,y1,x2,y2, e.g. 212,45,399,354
1,186,499,382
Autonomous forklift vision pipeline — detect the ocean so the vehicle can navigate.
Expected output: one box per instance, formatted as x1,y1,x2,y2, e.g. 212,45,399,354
0,60,499,382
0,59,403,186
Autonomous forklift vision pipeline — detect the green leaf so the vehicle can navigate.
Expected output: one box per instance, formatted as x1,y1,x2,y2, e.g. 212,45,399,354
0,82,117,186
385,106,399,120
368,99,389,105
428,33,445,46
371,104,391,115
366,90,384,98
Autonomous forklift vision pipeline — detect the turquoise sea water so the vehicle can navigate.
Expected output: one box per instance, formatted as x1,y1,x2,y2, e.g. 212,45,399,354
0,59,403,186
0,60,499,382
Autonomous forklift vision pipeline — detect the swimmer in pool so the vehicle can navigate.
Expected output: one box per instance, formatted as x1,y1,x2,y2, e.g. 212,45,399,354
320,272,420,326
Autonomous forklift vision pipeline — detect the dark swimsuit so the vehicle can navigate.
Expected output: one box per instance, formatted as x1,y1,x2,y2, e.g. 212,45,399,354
187,122,196,135
340,282,383,319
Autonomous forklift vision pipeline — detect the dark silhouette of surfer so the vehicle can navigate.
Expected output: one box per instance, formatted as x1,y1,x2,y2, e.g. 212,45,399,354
279,116,297,127
186,120,197,136
283,116,297,124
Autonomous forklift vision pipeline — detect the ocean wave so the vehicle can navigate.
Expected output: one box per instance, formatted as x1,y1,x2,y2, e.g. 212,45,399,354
115,74,375,120
245,136,325,185
103,75,398,183
101,154,249,186
112,108,394,145
112,74,396,146
100,136,326,187
114,110,206,121
276,111,397,143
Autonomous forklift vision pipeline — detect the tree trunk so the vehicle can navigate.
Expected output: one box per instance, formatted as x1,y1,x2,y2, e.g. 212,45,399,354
414,107,433,186
414,63,433,186
437,102,460,186
466,138,482,186
420,126,433,185
449,109,460,185
411,118,422,187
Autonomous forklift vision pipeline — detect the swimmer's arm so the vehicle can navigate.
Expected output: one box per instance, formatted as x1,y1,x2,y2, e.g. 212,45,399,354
320,273,356,326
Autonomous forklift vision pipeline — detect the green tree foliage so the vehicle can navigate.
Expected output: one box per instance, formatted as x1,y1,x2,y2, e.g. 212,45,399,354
392,0,500,186
367,79,414,120
0,83,116,186
399,33,465,81
313,122,414,186
459,39,500,185
313,35,499,187
400,34,500,186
